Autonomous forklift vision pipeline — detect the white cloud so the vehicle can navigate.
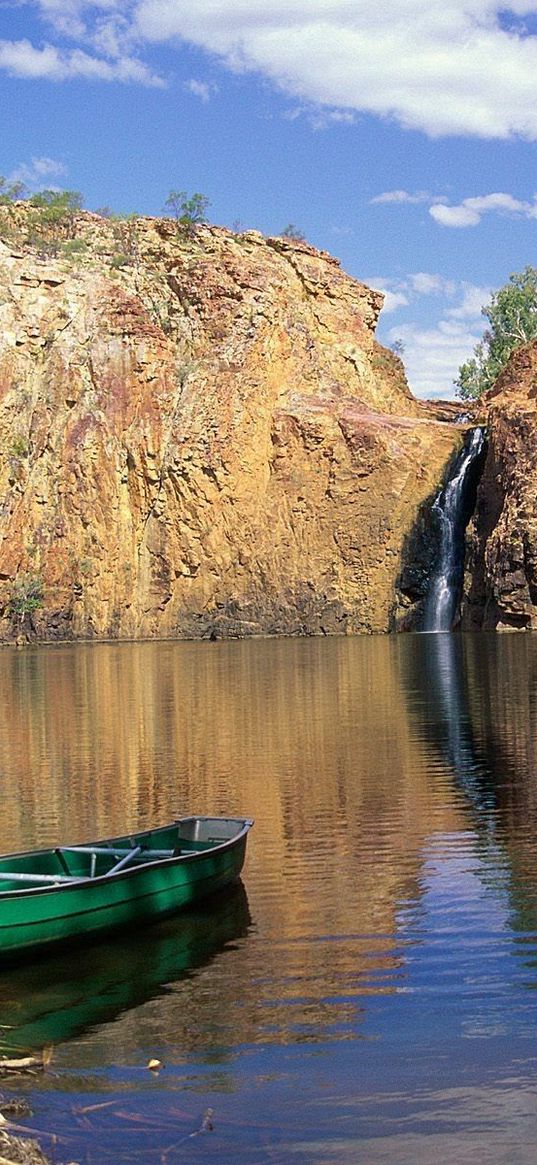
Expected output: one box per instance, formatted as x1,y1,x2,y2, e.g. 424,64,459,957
430,191,537,227
381,290,409,313
0,37,163,84
387,318,483,398
185,78,213,101
9,0,537,128
446,283,493,319
409,272,456,296
373,186,537,228
9,156,66,188
430,203,481,228
368,272,461,312
132,0,537,138
371,190,436,205
370,276,494,397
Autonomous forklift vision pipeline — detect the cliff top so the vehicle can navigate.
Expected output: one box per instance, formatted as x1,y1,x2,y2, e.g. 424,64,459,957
0,202,424,419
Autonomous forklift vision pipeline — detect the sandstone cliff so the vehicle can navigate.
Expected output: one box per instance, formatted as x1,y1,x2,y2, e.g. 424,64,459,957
463,341,537,630
0,207,463,641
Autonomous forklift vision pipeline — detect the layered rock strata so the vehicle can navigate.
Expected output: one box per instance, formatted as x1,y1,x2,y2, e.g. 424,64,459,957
0,209,463,641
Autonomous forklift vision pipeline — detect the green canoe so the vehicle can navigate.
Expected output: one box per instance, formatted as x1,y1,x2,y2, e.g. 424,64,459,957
0,816,253,959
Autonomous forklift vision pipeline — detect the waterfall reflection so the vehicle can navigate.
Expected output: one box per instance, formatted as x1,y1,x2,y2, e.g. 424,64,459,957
400,633,495,822
400,632,537,938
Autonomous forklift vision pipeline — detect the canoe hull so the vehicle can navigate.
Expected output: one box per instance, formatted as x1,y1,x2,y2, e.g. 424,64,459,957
0,817,252,959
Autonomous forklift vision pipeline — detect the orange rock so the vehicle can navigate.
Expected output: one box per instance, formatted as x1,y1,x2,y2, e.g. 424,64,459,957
0,209,464,641
463,340,537,630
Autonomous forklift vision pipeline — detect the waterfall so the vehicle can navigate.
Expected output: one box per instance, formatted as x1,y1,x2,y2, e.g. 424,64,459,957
422,427,485,633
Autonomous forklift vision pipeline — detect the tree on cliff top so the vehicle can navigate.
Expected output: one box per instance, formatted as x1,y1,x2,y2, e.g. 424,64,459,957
0,176,27,204
164,190,211,233
456,266,537,399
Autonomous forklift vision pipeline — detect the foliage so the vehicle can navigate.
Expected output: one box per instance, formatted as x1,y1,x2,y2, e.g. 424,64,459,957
28,189,83,216
9,436,28,458
111,214,139,266
60,238,87,257
390,338,405,358
456,267,537,399
8,574,44,619
109,251,131,269
25,189,84,251
280,223,307,242
164,190,211,233
0,176,27,204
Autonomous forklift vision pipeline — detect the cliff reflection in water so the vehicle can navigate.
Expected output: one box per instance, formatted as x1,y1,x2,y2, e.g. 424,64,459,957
1,636,537,1062
4,638,537,1165
0,638,470,1055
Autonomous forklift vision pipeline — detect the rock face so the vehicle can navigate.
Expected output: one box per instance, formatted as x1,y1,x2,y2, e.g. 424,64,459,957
463,342,537,630
0,208,463,641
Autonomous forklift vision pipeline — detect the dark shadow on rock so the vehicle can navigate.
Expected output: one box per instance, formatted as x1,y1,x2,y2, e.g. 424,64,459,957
392,487,443,631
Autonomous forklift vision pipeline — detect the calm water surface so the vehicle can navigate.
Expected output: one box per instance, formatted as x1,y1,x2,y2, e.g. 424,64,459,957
1,634,537,1162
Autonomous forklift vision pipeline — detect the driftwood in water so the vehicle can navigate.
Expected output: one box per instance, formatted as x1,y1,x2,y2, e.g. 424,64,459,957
0,1060,42,1076
0,1129,50,1165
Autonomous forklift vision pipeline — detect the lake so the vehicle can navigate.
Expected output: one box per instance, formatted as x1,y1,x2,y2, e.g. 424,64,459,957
1,633,537,1163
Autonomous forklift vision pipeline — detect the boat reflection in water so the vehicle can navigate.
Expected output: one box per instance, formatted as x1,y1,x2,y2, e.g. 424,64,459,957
0,881,250,1055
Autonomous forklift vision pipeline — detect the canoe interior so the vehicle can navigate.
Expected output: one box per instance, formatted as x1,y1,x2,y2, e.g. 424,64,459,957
0,817,250,892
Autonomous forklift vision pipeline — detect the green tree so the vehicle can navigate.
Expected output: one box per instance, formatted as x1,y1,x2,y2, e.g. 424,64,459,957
26,189,84,252
280,223,306,241
0,176,27,204
8,574,44,620
164,190,210,233
455,266,537,399
28,189,83,223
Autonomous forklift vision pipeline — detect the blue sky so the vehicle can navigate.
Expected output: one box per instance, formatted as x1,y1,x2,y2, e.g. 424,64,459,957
1,2,537,399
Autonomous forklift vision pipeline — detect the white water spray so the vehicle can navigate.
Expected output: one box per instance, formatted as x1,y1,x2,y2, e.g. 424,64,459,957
423,427,485,633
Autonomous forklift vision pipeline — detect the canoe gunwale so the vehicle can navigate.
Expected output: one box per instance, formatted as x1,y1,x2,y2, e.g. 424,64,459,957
0,816,254,901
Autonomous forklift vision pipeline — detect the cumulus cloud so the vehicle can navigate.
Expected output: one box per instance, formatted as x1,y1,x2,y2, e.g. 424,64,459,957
371,190,437,205
0,3,162,85
373,186,537,228
369,274,493,397
380,290,409,313
8,0,537,130
387,318,484,398
368,272,460,308
430,191,537,227
9,156,67,189
185,78,212,101
446,283,493,319
0,36,163,84
132,0,537,138
408,272,456,296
